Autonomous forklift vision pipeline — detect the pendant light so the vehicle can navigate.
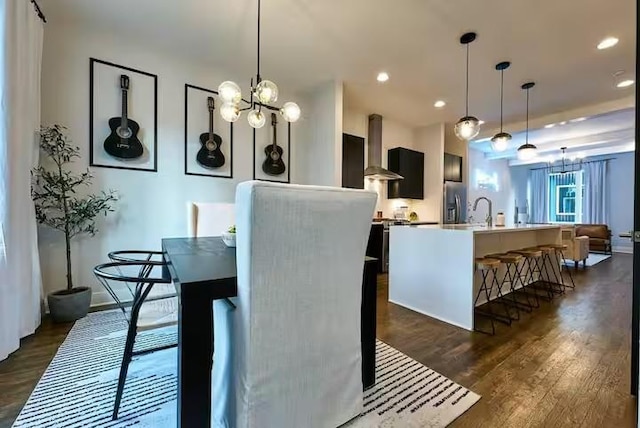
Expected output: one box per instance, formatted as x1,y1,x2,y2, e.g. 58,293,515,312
517,82,537,161
490,62,512,152
455,32,481,141
218,0,301,128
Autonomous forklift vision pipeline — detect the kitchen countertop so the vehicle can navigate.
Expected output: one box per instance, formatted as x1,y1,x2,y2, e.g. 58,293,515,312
407,223,561,234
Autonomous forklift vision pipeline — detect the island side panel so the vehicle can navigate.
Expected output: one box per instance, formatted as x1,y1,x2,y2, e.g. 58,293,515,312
389,227,475,330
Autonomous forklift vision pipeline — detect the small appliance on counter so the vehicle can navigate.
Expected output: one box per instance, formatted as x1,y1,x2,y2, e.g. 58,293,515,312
495,212,505,227
393,205,409,221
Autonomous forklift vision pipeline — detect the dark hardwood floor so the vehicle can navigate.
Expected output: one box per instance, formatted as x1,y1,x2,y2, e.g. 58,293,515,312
378,253,636,427
0,318,73,428
0,254,635,427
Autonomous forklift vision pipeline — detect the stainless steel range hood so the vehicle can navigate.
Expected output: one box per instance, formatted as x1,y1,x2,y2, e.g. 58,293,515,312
364,114,403,180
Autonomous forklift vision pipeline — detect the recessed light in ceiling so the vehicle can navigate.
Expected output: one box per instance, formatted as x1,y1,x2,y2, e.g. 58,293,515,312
544,124,555,129
478,120,485,125
597,37,619,50
617,79,635,88
559,121,567,125
434,100,446,108
570,117,587,122
376,72,389,83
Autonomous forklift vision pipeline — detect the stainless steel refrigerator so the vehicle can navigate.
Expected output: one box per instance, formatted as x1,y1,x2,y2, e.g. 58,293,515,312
443,182,467,224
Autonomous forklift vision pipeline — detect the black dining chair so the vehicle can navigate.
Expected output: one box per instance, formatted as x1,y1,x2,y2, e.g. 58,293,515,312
94,250,178,420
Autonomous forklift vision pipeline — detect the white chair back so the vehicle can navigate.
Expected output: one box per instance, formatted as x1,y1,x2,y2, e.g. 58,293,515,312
187,202,235,237
212,181,376,428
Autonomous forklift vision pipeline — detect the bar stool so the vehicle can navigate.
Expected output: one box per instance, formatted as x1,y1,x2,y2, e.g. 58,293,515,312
534,245,565,296
474,258,512,335
547,244,576,289
485,252,532,319
510,248,544,308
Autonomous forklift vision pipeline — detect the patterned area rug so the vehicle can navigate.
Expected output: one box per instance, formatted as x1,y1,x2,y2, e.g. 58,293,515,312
13,311,479,428
563,253,612,268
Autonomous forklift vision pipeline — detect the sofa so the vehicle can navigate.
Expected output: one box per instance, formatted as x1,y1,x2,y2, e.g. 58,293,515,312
575,224,612,254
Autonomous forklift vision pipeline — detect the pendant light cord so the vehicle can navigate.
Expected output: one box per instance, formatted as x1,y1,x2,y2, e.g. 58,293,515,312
525,87,530,144
256,0,261,82
499,70,504,132
465,44,470,116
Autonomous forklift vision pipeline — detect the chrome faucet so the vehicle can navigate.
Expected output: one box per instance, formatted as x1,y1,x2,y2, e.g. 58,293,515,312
473,197,493,227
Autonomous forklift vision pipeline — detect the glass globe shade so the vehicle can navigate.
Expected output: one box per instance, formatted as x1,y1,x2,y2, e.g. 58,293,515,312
218,81,242,104
454,116,481,141
247,110,266,128
490,132,511,152
280,102,301,122
517,144,538,161
255,80,279,104
220,103,240,122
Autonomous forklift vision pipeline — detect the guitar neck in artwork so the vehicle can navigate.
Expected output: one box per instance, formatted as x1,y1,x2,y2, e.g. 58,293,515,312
262,112,286,176
103,74,143,159
197,96,225,169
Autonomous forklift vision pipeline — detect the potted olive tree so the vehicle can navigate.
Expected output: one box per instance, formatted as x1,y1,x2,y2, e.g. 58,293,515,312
32,125,118,322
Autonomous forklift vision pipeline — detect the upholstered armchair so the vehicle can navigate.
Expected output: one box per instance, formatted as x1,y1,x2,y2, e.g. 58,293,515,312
562,226,590,269
575,224,612,254
211,181,376,428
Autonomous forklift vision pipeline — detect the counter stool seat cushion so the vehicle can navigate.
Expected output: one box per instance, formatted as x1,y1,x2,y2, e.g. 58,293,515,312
492,254,523,264
512,249,543,258
476,258,501,270
547,244,568,250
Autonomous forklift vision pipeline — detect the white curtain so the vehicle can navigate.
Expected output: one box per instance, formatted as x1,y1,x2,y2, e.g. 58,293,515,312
583,160,608,224
0,0,44,362
529,168,548,224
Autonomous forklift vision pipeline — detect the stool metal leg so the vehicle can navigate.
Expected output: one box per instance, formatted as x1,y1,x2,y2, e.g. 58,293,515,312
556,249,576,289
474,269,496,335
504,263,533,313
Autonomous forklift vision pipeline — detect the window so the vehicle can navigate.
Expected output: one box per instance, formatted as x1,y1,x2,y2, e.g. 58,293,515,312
548,171,583,223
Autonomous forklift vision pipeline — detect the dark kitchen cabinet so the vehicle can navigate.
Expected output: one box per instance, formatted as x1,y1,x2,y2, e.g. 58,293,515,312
342,133,365,189
366,223,384,273
387,147,424,199
444,152,463,182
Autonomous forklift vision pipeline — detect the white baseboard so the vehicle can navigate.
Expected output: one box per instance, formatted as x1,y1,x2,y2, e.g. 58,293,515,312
613,246,633,254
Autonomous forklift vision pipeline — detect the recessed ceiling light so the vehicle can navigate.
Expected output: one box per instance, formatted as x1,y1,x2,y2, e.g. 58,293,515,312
376,72,389,83
617,79,635,88
478,120,485,125
544,124,555,129
597,37,619,50
570,117,587,122
559,121,567,125
434,100,446,108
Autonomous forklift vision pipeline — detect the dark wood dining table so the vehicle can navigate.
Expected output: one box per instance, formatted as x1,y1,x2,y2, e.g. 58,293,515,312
162,236,378,428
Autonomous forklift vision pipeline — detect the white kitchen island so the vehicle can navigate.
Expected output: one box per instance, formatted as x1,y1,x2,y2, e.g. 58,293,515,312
389,224,562,331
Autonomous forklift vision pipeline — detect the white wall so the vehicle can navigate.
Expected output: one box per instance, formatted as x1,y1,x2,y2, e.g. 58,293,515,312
467,148,515,225
40,24,309,305
299,81,343,186
413,123,445,222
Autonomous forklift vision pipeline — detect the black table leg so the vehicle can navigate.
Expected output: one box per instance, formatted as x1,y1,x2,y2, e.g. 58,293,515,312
361,260,377,390
177,285,214,428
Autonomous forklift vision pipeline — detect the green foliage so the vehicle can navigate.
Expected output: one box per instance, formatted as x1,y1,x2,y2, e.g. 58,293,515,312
32,125,118,289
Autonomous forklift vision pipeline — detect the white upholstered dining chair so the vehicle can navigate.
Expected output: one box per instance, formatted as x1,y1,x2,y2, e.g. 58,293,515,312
212,181,377,428
187,202,235,237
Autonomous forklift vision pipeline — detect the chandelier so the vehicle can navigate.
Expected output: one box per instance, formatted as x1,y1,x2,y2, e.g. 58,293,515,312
217,0,301,128
548,147,583,174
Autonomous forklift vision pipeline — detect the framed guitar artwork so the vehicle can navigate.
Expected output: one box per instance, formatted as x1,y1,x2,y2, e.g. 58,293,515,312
253,112,291,183
184,84,233,179
90,58,158,172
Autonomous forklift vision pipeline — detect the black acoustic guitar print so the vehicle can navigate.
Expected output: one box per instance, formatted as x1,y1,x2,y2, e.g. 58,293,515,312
196,97,225,169
262,113,286,176
103,75,143,159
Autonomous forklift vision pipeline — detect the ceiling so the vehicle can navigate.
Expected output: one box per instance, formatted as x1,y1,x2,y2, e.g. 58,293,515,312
40,0,636,128
472,108,635,164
